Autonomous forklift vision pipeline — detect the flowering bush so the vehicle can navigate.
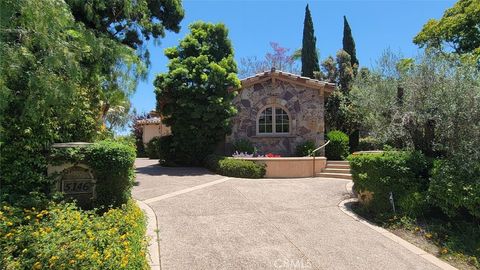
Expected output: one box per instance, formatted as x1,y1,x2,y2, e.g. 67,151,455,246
0,200,148,270
265,153,281,158
232,151,254,158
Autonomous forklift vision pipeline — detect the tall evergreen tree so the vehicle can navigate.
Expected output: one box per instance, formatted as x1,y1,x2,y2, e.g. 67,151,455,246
342,16,359,71
301,4,320,78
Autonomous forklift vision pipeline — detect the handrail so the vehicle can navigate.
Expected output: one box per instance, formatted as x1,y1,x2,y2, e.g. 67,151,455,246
309,140,330,157
310,140,330,177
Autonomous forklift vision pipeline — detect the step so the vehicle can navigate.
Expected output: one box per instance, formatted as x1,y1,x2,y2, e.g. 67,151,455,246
327,160,349,165
326,164,350,169
316,172,352,180
323,168,351,173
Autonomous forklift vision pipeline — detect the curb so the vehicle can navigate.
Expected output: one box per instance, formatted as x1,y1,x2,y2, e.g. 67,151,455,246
136,199,161,270
338,182,457,270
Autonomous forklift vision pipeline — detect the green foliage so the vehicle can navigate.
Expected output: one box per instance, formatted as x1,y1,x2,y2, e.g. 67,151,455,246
86,141,136,208
301,4,320,78
342,16,359,73
352,51,480,158
325,130,350,160
66,0,184,50
145,137,161,159
337,50,354,94
0,200,148,269
0,0,180,205
295,140,316,157
114,135,136,148
348,151,430,216
204,155,266,178
233,139,255,154
155,22,240,165
358,136,383,151
429,158,480,219
0,0,101,205
413,0,480,58
49,141,136,208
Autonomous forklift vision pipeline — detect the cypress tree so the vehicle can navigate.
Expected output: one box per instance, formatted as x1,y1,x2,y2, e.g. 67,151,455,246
301,4,319,78
342,16,359,70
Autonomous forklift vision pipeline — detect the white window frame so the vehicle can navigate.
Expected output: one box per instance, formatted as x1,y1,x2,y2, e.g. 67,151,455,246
256,105,290,135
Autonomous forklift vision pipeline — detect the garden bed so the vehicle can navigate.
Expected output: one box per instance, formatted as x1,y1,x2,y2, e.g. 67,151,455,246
235,156,327,178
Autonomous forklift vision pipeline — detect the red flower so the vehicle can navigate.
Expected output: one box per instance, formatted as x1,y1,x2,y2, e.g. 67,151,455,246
266,153,281,158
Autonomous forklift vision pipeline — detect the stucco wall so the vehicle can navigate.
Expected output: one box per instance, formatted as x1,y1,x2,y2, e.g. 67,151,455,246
227,79,325,156
142,124,171,144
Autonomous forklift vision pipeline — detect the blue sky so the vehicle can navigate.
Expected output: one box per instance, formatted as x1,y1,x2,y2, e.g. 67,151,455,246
131,0,455,115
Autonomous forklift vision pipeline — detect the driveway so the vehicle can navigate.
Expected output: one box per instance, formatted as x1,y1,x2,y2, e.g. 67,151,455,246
133,158,447,270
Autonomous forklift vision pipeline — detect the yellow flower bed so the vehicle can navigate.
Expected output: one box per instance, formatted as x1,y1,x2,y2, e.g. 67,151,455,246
0,200,148,270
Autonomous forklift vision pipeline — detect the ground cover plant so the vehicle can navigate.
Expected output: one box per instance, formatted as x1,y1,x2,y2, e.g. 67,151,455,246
0,200,148,270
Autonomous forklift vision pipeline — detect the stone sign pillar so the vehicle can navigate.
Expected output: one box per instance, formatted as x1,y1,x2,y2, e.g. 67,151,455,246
48,142,96,208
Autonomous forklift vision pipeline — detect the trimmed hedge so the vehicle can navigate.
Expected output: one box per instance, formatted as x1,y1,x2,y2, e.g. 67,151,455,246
204,155,265,178
348,151,430,216
429,158,480,219
325,130,350,160
85,141,136,208
0,200,148,269
295,140,316,157
49,140,136,209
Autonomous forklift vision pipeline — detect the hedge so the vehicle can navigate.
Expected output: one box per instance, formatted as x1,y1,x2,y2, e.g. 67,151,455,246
204,155,266,178
429,158,480,219
348,151,430,216
0,200,148,270
49,140,136,209
295,140,316,157
325,130,350,160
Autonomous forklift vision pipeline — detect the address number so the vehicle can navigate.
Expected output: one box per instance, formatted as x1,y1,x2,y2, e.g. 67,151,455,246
62,180,93,194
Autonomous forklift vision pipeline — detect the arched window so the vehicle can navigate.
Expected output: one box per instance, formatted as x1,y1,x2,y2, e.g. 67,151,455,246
258,106,290,134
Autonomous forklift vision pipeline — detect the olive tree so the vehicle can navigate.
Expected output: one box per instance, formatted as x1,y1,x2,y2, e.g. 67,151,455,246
351,50,480,158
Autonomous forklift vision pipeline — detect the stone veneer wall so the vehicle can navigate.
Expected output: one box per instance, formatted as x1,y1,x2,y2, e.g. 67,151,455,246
227,79,325,156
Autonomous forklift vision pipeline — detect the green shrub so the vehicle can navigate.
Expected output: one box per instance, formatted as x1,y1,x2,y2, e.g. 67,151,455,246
85,141,136,208
49,140,136,209
156,135,177,166
325,130,350,160
0,200,148,270
233,138,255,154
348,151,430,216
429,158,480,219
114,135,136,148
358,136,382,151
295,140,316,157
145,137,161,159
204,155,265,178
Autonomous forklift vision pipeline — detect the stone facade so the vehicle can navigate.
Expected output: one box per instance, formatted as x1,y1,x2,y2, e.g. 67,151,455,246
227,78,328,156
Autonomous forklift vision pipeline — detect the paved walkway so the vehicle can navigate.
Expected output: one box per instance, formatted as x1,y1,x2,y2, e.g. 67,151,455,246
133,158,450,270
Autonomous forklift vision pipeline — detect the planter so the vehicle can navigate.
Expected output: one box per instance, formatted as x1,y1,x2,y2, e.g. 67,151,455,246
234,156,327,178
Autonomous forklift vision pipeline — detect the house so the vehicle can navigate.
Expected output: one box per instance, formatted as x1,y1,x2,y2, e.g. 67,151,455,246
226,68,335,155
137,113,171,145
137,68,335,155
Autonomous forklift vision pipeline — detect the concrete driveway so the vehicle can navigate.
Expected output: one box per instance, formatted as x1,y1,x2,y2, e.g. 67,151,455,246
133,158,447,270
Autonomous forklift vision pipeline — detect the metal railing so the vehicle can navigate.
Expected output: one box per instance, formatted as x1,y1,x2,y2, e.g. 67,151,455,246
309,140,330,177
